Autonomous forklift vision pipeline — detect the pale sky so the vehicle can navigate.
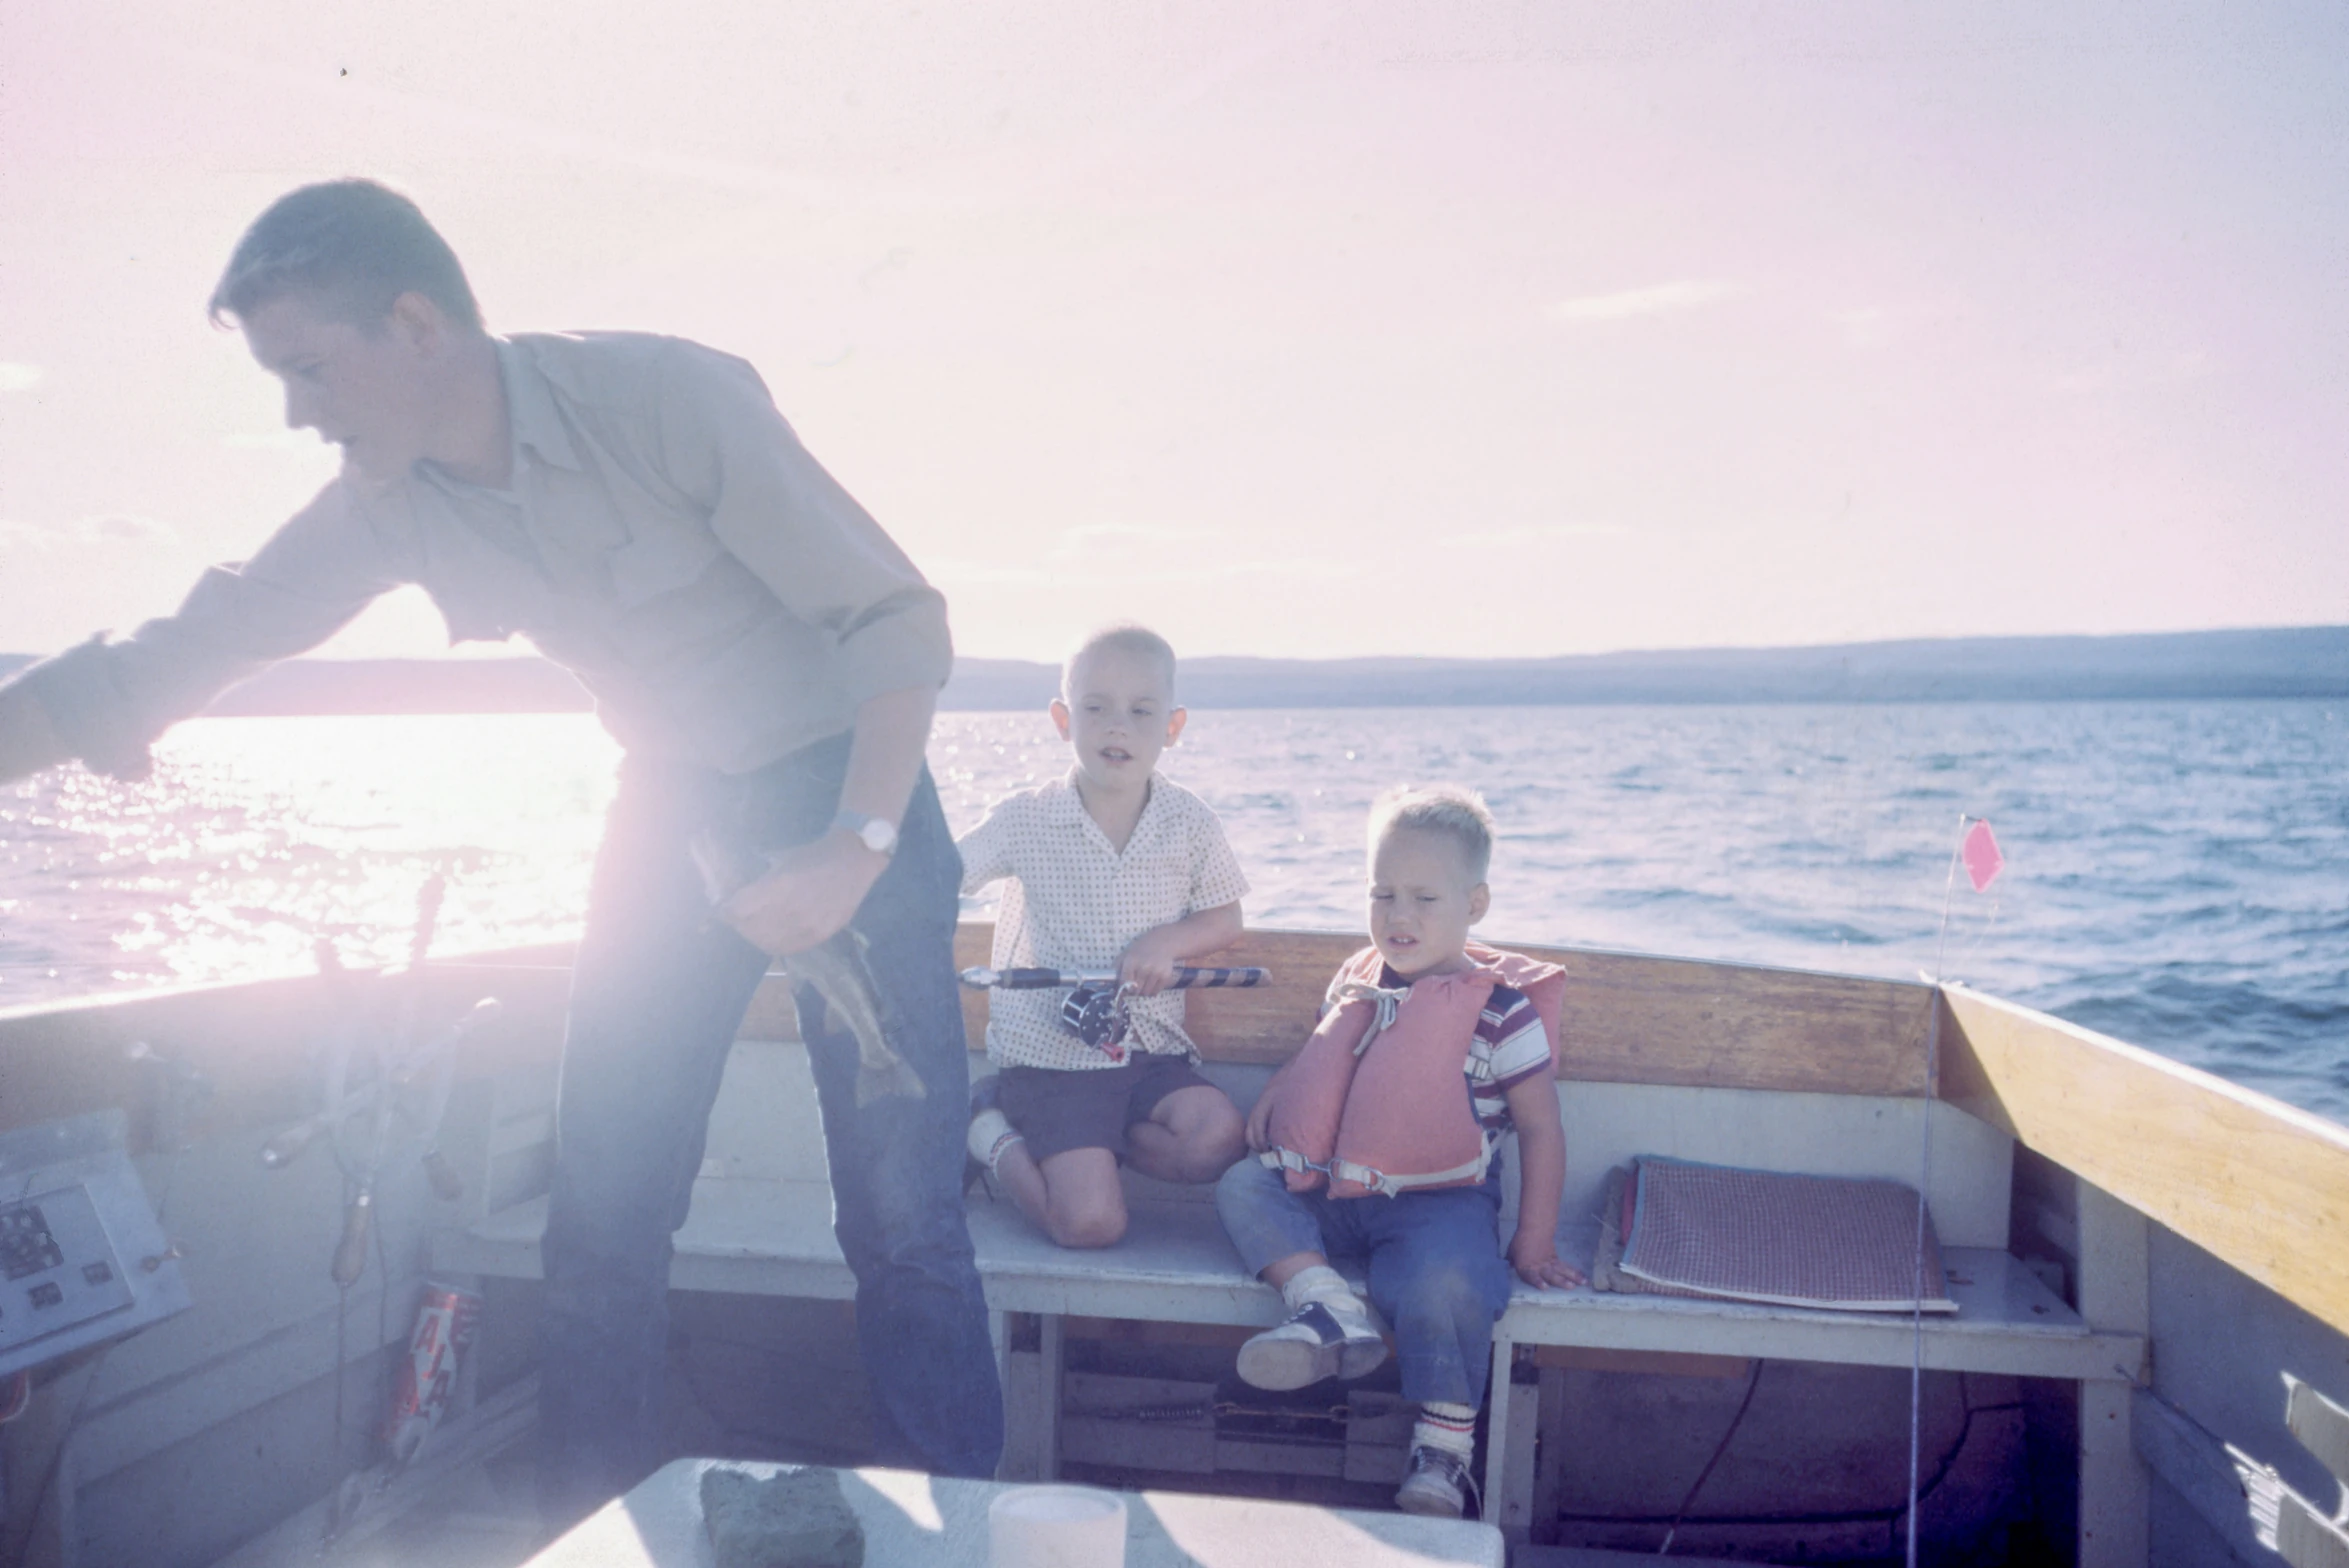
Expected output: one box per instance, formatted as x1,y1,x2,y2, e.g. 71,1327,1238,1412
2,2,2344,663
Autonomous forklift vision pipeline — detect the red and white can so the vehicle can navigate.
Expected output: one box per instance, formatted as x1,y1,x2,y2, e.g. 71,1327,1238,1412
385,1279,482,1466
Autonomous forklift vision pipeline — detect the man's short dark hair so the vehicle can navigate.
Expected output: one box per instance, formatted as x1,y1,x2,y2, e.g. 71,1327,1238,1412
209,179,484,333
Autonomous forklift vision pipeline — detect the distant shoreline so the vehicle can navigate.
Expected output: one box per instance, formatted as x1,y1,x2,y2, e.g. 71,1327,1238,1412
3,625,2344,716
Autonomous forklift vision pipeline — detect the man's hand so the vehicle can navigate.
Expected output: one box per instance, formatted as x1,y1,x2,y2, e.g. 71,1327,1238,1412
1508,1235,1586,1292
718,829,887,957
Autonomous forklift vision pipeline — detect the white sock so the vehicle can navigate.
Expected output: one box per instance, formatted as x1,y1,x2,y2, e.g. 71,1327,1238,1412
1280,1264,1360,1317
1414,1401,1477,1458
967,1107,1022,1172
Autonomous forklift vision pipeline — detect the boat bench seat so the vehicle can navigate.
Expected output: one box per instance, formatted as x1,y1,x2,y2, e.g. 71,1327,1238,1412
430,1039,2146,1537
435,1174,2121,1380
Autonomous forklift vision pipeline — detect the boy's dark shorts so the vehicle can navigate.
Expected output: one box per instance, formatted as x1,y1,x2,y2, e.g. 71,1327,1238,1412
997,1055,1216,1163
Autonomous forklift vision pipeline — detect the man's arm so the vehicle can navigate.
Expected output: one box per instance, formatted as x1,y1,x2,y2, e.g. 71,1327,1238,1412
0,683,70,784
718,684,936,956
835,683,936,830
655,346,953,718
652,343,955,954
2,482,409,783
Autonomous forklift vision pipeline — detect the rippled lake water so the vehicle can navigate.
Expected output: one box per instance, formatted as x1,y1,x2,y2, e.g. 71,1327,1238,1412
4,701,2343,1121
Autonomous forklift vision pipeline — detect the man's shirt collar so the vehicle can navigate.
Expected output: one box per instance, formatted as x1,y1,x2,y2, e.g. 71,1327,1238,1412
496,338,584,473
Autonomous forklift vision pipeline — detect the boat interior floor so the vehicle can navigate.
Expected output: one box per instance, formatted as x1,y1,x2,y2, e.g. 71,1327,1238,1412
212,1381,546,1568
206,1338,1445,1568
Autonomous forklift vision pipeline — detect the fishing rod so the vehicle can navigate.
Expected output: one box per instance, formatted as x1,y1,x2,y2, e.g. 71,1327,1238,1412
958,965,1269,991
959,965,1271,1057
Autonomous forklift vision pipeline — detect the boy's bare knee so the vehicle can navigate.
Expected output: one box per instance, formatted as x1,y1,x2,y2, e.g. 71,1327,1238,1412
1165,1091,1246,1177
1047,1204,1128,1249
1175,1116,1247,1181
1035,1147,1125,1246
1041,1169,1129,1248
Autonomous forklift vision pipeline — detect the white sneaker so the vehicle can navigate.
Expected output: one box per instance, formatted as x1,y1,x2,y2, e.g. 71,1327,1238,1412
1395,1445,1476,1518
1235,1297,1387,1390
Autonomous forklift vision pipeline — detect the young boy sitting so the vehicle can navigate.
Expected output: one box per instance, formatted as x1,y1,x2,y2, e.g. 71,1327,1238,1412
1216,785,1585,1518
958,624,1250,1248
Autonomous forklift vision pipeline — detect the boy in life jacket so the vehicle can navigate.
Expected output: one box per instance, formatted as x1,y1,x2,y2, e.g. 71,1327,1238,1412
958,625,1251,1247
1216,785,1584,1518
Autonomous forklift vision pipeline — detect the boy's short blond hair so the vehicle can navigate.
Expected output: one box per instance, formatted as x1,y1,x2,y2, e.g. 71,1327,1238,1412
1369,785,1496,883
1062,623,1178,698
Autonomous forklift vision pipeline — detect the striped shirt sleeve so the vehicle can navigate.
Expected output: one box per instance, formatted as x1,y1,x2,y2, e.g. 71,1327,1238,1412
1477,985,1553,1092
1466,984,1553,1133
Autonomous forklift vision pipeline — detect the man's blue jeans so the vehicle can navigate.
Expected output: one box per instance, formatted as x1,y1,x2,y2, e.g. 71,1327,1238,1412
537,734,1003,1526
1216,1157,1513,1410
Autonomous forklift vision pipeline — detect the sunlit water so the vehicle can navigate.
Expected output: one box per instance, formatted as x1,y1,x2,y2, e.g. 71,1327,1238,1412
3,703,2344,1122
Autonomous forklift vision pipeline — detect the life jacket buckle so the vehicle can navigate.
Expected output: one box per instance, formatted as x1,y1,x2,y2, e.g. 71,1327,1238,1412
1259,1147,1331,1177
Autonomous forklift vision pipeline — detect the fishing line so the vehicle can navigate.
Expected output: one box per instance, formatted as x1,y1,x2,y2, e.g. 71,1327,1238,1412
1906,813,1971,1568
328,1172,355,1544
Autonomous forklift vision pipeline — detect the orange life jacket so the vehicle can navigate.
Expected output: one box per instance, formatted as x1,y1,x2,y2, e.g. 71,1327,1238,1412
1259,942,1567,1199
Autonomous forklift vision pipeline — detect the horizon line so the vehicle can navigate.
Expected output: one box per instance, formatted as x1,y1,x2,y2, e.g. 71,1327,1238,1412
5,620,2346,672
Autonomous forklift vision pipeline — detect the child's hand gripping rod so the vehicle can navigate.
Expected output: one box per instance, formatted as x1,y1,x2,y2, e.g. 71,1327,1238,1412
959,966,1271,1053
958,965,1270,990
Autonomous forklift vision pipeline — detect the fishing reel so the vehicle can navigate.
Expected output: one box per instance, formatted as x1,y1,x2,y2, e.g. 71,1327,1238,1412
1060,980,1134,1058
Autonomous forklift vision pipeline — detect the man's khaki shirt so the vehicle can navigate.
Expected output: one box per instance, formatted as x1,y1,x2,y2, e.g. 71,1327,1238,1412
24,332,951,776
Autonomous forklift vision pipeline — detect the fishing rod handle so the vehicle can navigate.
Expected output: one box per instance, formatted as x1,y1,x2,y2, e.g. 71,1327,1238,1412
1170,966,1270,989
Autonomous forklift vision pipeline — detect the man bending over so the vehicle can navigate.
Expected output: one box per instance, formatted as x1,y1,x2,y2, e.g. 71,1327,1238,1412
0,179,1002,1528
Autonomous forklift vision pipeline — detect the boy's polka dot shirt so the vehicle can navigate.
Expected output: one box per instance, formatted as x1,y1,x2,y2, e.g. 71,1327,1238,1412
958,771,1249,1070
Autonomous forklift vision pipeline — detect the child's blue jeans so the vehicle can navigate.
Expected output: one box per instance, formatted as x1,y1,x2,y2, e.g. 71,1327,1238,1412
1215,1156,1514,1410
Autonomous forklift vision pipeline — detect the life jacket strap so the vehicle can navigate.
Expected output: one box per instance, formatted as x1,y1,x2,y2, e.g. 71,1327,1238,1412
1259,1146,1331,1176
1329,980,1411,1056
1330,1144,1494,1199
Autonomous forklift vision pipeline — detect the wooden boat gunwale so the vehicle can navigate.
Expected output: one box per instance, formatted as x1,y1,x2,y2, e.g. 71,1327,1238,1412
2,922,2345,1567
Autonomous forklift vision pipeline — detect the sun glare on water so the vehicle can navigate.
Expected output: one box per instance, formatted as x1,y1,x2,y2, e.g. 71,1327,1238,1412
4,714,621,996
3,709,1067,1003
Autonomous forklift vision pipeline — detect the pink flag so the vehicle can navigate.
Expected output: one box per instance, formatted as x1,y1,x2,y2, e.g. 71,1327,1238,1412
1962,819,2004,892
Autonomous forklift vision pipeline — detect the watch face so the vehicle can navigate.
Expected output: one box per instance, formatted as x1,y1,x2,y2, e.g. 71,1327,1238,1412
836,811,896,853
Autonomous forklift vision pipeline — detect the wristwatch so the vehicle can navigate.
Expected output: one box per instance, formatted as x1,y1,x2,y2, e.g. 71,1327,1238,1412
832,810,899,857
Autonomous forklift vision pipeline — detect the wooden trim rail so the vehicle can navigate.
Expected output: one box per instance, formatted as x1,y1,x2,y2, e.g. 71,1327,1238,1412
740,923,1939,1098
0,927,1934,1102
1940,986,2349,1336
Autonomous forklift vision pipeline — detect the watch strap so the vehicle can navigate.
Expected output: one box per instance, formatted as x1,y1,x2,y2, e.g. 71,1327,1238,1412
832,810,899,856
